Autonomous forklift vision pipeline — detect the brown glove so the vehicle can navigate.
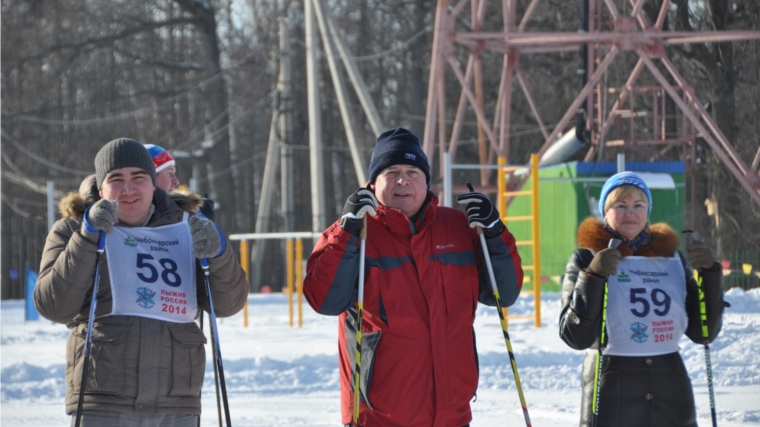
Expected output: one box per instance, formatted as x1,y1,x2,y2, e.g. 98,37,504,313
587,247,622,277
687,241,715,270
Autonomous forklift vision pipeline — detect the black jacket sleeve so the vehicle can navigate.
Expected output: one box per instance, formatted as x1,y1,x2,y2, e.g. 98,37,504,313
559,249,607,350
681,254,724,344
559,249,725,351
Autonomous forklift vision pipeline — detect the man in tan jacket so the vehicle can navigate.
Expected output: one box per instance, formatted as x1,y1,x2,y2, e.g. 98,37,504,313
34,138,248,427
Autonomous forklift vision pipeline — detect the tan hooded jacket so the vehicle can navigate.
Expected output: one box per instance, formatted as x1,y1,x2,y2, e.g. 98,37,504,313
34,186,248,416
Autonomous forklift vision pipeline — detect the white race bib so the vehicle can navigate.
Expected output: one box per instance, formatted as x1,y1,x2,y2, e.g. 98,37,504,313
104,221,197,323
604,253,687,356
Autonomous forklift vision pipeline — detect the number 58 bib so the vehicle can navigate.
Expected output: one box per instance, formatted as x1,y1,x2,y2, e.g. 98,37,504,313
105,221,197,323
604,253,687,356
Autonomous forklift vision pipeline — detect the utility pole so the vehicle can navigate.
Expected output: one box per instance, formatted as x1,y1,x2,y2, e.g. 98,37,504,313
320,1,384,137
279,19,294,233
252,20,297,292
253,83,282,293
47,181,55,231
301,0,389,232
306,0,326,232
312,0,365,185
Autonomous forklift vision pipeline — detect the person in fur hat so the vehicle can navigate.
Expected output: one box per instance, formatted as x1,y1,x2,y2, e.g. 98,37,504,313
559,171,725,427
34,138,248,426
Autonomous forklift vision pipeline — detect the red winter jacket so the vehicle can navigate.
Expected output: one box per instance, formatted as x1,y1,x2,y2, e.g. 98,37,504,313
304,193,523,427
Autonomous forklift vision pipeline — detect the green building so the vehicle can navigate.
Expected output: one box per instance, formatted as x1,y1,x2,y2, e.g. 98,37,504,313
506,161,685,293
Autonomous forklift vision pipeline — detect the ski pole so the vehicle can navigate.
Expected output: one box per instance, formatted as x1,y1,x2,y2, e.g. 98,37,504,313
352,216,368,427
466,184,532,427
591,238,622,427
201,257,232,427
75,231,106,427
198,312,203,427
683,230,718,427
196,211,227,427
199,311,223,427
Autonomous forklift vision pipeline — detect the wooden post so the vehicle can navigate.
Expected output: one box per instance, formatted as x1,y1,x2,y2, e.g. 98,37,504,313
240,240,250,328
287,239,294,327
296,239,304,327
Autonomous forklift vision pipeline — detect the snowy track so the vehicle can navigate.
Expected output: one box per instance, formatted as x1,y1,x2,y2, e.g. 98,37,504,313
3,288,759,426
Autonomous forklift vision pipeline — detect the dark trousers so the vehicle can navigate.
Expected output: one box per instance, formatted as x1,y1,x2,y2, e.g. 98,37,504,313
71,412,198,427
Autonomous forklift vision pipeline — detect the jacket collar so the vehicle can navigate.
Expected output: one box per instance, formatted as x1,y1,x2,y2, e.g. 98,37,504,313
576,217,681,257
374,192,438,236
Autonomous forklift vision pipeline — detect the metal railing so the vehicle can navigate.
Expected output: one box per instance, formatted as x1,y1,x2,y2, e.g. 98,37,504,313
442,153,541,327
229,232,321,327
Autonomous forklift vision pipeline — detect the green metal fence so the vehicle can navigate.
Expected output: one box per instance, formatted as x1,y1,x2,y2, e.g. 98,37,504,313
717,250,760,291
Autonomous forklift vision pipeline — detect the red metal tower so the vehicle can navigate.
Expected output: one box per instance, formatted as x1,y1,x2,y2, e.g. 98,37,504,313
422,0,760,222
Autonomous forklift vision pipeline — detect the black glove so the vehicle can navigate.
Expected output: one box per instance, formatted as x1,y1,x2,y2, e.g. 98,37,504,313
342,188,378,219
80,199,117,243
199,195,216,222
687,241,715,270
456,191,504,238
587,247,622,278
340,188,378,236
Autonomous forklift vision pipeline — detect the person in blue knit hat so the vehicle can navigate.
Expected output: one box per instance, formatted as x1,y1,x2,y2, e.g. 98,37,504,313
304,127,524,427
559,170,726,427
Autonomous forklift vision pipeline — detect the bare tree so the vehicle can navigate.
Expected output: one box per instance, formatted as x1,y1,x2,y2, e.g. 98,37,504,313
174,0,238,232
668,0,760,252
2,0,758,297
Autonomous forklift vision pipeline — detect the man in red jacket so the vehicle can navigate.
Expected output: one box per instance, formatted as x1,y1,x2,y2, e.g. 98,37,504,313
304,127,524,427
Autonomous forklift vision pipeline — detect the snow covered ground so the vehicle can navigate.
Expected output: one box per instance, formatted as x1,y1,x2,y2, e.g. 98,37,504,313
2,288,759,426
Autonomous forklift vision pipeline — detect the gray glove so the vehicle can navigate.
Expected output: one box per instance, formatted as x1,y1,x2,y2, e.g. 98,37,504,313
587,247,621,277
80,199,117,243
189,215,222,259
687,241,715,270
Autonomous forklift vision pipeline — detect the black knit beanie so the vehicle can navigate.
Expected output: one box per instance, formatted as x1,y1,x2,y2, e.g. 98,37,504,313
368,127,430,185
95,138,157,189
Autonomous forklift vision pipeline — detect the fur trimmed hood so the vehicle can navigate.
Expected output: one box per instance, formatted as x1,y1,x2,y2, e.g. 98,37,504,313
576,217,681,257
59,187,204,219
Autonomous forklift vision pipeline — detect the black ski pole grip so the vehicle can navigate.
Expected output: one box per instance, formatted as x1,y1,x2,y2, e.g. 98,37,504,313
466,182,475,192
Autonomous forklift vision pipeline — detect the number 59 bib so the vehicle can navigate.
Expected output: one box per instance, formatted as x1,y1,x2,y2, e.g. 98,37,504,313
105,221,197,323
604,253,687,356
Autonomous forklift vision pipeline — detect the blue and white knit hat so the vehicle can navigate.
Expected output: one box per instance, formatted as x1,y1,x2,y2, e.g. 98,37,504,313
598,171,652,217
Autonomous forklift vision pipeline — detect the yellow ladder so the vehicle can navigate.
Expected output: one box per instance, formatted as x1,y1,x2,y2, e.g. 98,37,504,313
497,153,541,327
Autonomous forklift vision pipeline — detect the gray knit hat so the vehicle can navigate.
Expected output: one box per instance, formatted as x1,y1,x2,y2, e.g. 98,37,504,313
95,138,157,189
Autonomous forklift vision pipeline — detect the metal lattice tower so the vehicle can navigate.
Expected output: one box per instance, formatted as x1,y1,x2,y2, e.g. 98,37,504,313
422,0,760,225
